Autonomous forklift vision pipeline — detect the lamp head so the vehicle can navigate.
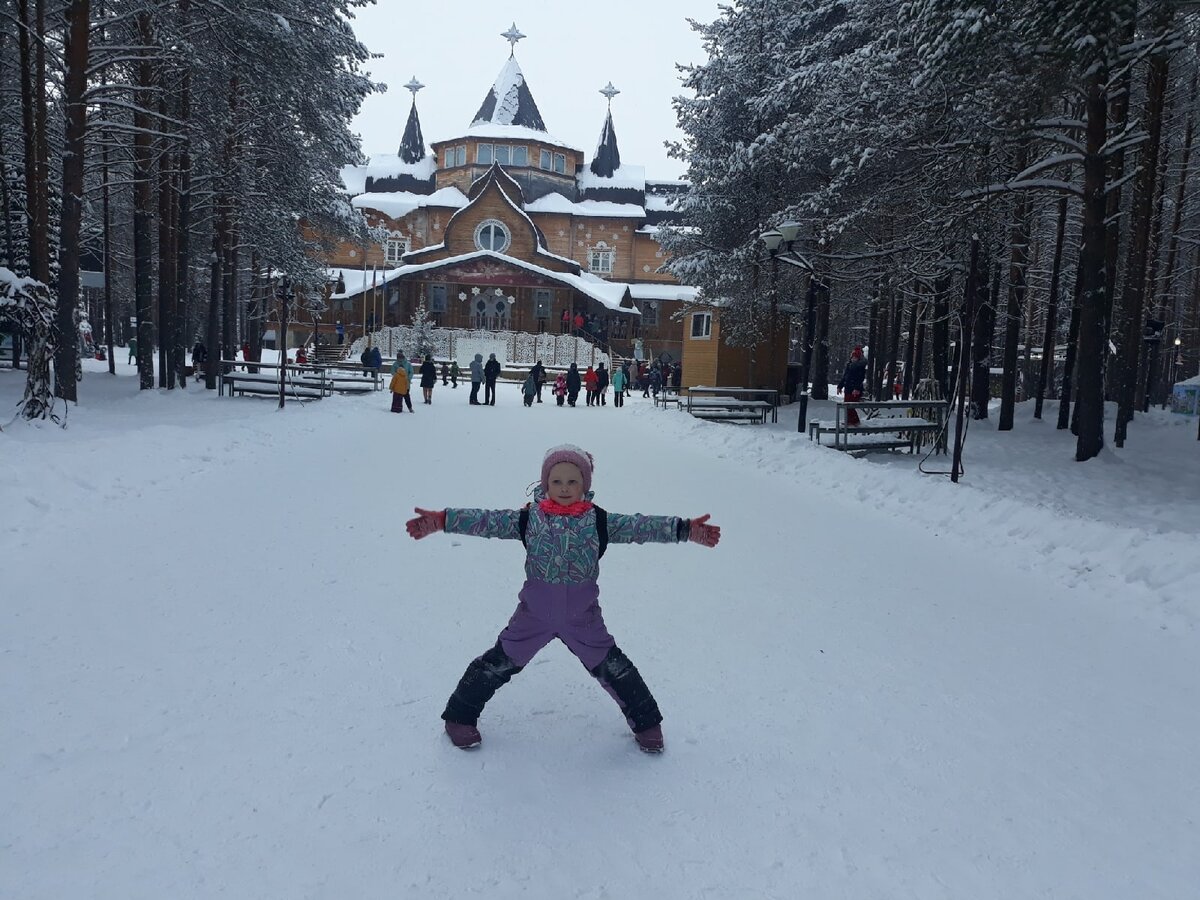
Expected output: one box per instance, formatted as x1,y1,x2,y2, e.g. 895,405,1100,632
1175,337,1182,346
761,229,784,252
778,220,802,242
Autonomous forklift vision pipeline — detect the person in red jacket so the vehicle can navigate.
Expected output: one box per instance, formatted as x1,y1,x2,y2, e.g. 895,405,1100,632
584,365,598,406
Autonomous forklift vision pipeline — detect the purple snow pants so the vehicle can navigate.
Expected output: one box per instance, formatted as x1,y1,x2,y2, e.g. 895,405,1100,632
498,579,616,670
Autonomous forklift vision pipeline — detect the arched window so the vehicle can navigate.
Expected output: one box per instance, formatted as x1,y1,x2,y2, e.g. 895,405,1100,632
474,219,511,253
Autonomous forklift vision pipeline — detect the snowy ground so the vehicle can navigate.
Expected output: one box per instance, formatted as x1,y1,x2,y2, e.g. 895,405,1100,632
2,358,1198,899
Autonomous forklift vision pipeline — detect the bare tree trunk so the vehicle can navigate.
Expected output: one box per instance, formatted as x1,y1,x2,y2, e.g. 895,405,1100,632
53,0,91,402
32,0,50,284
1114,39,1169,446
933,272,950,397
1074,70,1110,460
797,276,816,396
810,280,830,399
157,98,176,389
1036,196,1069,418
204,218,222,390
174,0,192,387
1000,152,1031,430
952,238,980,483
133,11,156,390
971,260,997,420
902,282,919,400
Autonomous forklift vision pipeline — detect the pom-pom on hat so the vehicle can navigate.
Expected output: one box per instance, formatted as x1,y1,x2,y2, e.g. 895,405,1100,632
851,346,864,359
541,444,595,494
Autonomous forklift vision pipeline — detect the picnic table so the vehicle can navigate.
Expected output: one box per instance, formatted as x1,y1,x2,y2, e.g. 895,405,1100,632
686,386,780,424
218,360,382,398
809,399,948,453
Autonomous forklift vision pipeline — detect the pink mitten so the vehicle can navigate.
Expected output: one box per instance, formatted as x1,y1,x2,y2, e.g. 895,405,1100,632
688,514,720,548
406,508,446,540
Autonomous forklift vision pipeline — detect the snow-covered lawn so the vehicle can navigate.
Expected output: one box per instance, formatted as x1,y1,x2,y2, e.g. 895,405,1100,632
2,359,1197,899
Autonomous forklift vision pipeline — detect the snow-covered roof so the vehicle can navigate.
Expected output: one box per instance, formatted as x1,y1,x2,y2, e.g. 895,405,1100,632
351,187,468,220
383,250,631,310
340,154,437,195
525,193,644,219
1176,374,1200,387
578,164,646,193
326,266,407,300
627,283,700,303
470,56,550,133
645,195,678,212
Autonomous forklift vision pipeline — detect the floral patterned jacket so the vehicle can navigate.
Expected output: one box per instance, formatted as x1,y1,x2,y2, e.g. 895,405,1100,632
445,489,685,585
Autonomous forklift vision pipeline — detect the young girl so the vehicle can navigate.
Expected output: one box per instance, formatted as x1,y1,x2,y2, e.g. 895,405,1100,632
406,444,720,753
552,373,567,406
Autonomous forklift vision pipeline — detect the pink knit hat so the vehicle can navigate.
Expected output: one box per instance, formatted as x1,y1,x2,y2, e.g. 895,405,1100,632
541,444,594,494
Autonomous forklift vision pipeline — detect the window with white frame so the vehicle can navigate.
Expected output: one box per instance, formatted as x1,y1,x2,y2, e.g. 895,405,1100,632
474,219,511,253
690,311,712,339
588,242,614,275
428,283,448,313
494,144,510,165
443,147,454,167
383,236,409,264
512,146,528,166
455,145,466,166
540,149,552,170
553,152,566,174
477,143,493,164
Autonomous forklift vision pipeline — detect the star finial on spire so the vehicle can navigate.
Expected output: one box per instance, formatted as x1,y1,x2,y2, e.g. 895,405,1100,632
600,82,620,107
404,76,425,97
501,22,525,55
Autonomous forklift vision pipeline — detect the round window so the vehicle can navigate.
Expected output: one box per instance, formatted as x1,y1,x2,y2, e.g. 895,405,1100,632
474,220,511,253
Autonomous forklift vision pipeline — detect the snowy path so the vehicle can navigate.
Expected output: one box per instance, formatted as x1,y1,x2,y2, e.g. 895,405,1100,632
2,372,1197,899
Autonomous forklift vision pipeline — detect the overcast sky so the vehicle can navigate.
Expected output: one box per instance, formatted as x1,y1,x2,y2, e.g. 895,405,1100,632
346,1,723,181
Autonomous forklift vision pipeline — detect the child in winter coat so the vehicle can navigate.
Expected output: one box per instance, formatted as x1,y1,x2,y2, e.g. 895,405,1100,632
406,445,721,754
552,373,567,406
388,366,410,413
522,372,538,407
584,366,598,406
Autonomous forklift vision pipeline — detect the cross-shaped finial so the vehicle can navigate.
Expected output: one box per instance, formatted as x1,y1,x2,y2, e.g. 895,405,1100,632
501,22,525,54
404,76,424,97
600,82,620,106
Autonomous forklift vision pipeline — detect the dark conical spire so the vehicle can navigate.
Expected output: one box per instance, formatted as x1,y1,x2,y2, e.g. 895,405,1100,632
471,56,547,131
399,100,425,163
590,109,621,177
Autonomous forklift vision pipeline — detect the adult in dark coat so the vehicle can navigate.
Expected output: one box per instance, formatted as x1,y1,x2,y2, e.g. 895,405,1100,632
531,360,546,403
837,346,868,425
565,363,582,407
595,363,609,406
419,353,437,404
483,353,501,405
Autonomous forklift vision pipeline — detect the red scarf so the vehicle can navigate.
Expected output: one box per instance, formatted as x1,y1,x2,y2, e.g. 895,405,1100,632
538,498,593,516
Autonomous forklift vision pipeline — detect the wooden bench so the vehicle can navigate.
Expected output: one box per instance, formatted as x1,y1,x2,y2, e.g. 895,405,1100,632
654,389,682,409
687,397,772,424
319,369,382,393
219,371,326,400
834,416,943,452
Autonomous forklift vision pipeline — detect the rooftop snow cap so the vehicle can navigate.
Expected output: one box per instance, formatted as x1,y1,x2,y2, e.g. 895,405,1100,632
471,56,547,131
541,444,594,495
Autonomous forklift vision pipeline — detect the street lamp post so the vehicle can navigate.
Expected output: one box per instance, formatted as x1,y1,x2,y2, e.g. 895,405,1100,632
757,221,813,430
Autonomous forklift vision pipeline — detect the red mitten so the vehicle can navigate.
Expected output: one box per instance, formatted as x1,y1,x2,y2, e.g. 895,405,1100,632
688,514,720,548
406,507,446,540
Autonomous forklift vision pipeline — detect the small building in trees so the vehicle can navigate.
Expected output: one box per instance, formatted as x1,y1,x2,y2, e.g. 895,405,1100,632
679,301,792,393
308,29,696,364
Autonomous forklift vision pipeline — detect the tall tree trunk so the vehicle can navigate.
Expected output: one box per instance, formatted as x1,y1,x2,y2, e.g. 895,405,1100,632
32,0,50,284
204,217,222,390
999,153,1031,430
1074,70,1110,460
53,0,91,402
174,0,192,387
970,260,997,420
133,12,156,390
1113,38,1169,446
797,276,817,396
866,295,879,397
0,104,15,268
952,238,980,483
902,282,919,400
157,114,175,389
810,280,830,399
1102,27,1135,361
16,0,45,287
1036,196,1070,418
933,272,950,397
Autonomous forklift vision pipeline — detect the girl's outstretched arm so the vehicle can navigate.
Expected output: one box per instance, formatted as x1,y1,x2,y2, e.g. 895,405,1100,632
606,512,721,548
407,507,524,541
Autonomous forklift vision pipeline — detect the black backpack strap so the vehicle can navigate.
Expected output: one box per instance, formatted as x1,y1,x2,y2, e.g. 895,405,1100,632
595,505,608,559
518,505,530,547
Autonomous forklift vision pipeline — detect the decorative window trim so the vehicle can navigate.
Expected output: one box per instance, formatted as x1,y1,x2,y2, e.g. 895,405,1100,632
512,146,529,166
474,219,511,253
540,149,552,170
383,236,409,265
455,145,466,166
641,301,659,326
588,241,615,275
478,143,493,164
553,152,566,174
690,311,712,339
494,144,510,165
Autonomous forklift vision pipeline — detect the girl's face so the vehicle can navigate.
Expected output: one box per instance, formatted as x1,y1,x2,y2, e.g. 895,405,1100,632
546,462,585,505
